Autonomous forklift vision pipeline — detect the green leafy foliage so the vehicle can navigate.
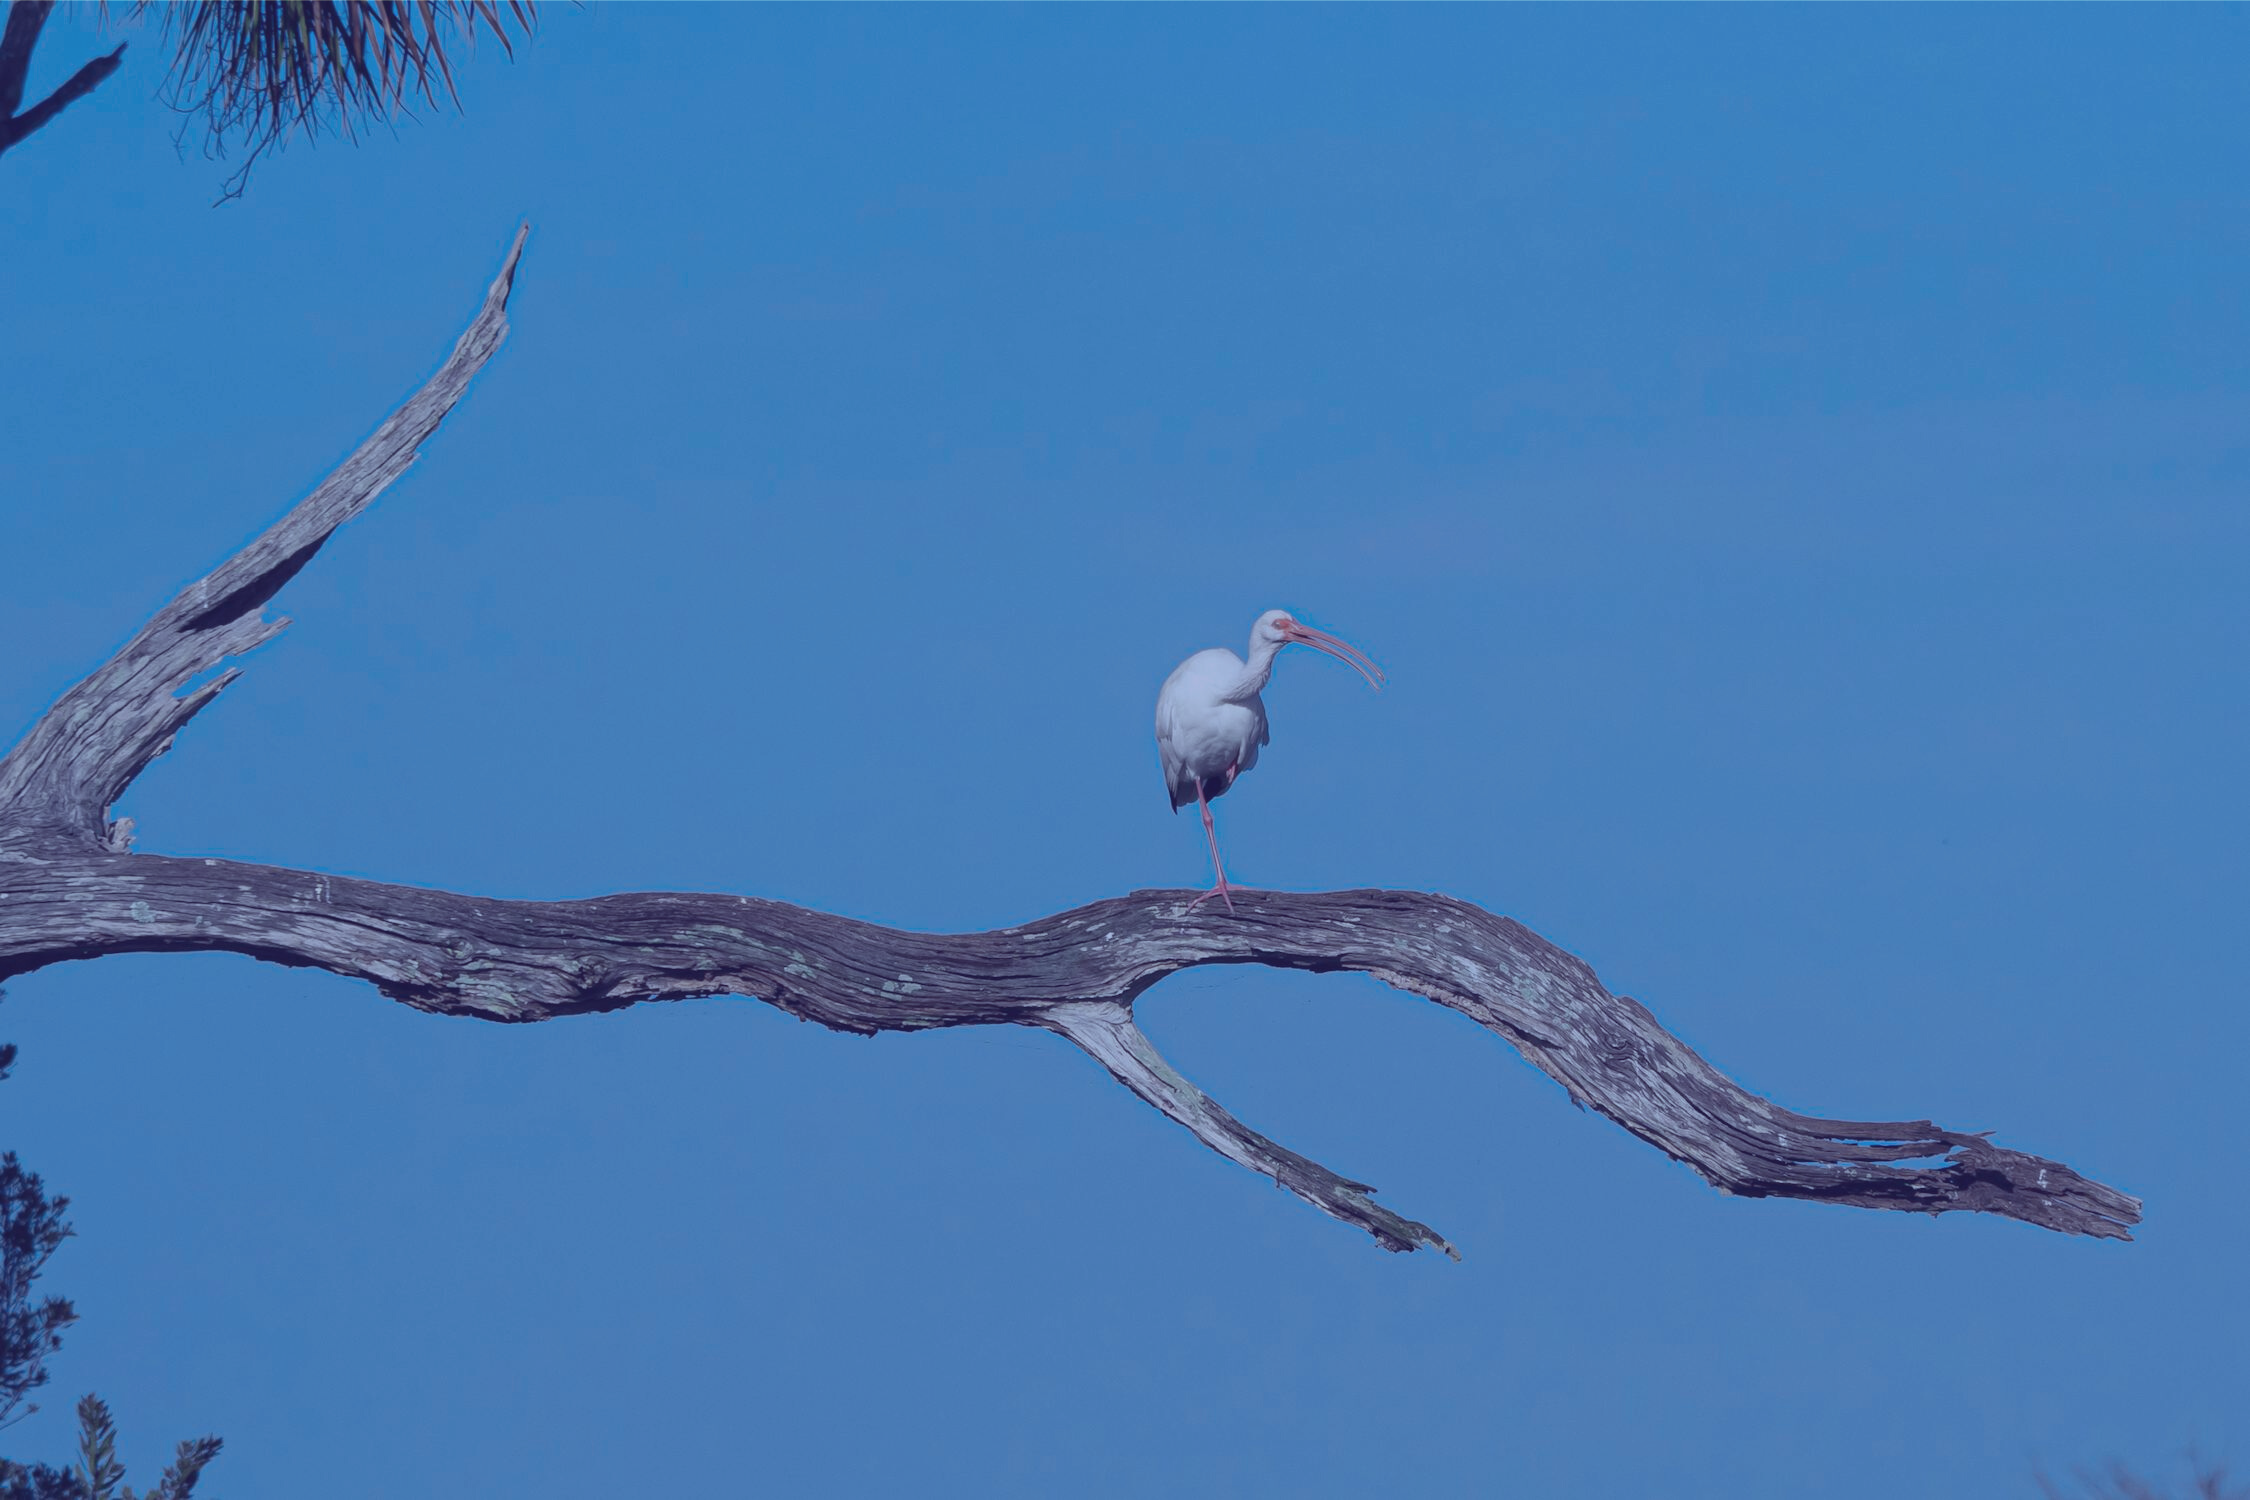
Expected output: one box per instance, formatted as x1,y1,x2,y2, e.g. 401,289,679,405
61,1398,218,1500
0,1048,219,1500
0,1399,220,1500
70,1396,119,1500
0,1045,77,1432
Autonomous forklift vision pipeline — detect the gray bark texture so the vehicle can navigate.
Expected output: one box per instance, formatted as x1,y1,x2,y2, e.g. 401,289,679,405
0,226,2141,1257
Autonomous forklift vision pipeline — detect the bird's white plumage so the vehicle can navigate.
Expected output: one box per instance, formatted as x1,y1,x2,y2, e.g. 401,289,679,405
1154,646,1271,811
1153,609,1384,913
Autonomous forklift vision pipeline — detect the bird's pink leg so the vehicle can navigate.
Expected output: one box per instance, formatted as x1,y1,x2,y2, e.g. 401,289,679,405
1187,773,1238,915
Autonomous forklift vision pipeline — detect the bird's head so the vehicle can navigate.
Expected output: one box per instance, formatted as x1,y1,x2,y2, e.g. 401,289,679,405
1252,609,1386,689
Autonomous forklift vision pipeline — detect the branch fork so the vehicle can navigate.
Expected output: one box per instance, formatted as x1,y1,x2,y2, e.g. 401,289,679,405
0,225,2142,1256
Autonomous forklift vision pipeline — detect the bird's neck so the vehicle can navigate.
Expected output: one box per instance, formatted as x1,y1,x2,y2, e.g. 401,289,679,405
1226,638,1282,700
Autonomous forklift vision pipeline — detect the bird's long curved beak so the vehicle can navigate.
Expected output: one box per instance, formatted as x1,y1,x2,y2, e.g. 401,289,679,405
1281,621,1386,689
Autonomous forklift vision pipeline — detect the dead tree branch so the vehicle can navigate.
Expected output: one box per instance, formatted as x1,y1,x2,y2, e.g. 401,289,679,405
0,225,2141,1256
0,2,125,160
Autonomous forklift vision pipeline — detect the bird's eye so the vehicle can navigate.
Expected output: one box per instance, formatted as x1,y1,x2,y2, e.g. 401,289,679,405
1273,616,1293,630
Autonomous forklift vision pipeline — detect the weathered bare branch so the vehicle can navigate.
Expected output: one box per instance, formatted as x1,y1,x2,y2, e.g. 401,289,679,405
0,225,2142,1256
0,1,52,120
0,2,125,158
0,222,526,846
1044,1000,1458,1258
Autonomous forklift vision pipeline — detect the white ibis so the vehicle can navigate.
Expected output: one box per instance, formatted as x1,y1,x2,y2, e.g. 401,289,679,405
1154,609,1385,913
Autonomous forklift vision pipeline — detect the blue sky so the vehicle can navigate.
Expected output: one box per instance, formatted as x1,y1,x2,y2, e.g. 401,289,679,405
3,5,2246,1496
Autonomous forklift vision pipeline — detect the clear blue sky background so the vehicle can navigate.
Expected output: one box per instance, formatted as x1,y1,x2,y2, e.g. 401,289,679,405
3,6,2245,1496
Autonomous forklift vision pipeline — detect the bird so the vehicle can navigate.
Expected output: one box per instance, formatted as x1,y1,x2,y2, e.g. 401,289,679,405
1154,609,1384,914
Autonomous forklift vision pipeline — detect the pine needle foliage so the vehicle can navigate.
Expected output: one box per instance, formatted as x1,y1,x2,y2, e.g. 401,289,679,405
107,0,539,197
2037,1457,2250,1500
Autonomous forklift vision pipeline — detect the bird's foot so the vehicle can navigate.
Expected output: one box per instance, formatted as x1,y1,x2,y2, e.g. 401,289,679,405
1188,883,1238,916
